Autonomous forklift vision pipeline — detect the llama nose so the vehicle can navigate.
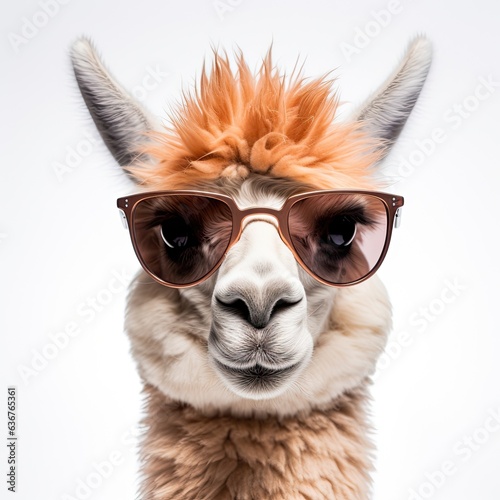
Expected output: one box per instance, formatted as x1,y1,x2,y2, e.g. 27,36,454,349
215,292,302,329
215,282,303,329
213,219,305,329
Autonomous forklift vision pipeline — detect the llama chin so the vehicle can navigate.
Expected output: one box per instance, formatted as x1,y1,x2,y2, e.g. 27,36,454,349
210,358,307,401
72,36,431,499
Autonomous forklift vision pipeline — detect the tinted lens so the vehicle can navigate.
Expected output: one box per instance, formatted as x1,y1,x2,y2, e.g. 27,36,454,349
132,195,233,285
288,193,388,285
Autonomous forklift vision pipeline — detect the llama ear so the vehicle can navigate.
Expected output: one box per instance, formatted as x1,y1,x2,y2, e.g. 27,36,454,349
355,36,432,162
70,37,154,177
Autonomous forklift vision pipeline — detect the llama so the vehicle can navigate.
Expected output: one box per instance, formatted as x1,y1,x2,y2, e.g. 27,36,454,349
71,37,431,499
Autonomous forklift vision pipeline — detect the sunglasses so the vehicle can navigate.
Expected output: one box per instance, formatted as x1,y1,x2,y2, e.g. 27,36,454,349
117,190,404,288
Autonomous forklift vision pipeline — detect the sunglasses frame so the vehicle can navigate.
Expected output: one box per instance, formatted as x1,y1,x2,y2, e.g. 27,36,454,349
117,190,404,288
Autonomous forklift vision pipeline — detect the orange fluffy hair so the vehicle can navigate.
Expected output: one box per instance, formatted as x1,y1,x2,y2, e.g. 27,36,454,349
128,50,382,190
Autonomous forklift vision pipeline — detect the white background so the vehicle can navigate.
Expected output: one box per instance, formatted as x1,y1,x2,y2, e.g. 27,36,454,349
1,1,500,499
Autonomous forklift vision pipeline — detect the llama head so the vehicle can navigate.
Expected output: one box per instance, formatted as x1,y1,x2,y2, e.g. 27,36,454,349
71,38,431,416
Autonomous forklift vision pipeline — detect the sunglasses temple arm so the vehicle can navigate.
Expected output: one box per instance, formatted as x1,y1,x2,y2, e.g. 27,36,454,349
394,207,403,229
118,209,129,230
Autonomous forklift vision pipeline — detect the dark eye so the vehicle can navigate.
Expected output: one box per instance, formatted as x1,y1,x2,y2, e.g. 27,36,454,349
325,215,356,247
160,218,191,249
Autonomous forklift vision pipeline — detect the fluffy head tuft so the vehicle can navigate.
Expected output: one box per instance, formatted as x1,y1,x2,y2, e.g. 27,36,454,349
128,50,383,190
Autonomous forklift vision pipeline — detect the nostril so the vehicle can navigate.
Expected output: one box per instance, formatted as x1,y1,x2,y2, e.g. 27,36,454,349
271,298,301,316
216,295,302,329
216,297,252,324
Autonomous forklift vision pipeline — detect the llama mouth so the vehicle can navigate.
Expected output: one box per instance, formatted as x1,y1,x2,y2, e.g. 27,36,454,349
213,359,300,395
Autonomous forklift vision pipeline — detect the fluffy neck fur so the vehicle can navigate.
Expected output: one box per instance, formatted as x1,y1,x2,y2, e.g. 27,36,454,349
139,382,373,500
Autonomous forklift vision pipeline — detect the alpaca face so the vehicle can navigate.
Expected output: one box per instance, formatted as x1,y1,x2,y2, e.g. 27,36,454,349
208,187,314,400
71,38,431,416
